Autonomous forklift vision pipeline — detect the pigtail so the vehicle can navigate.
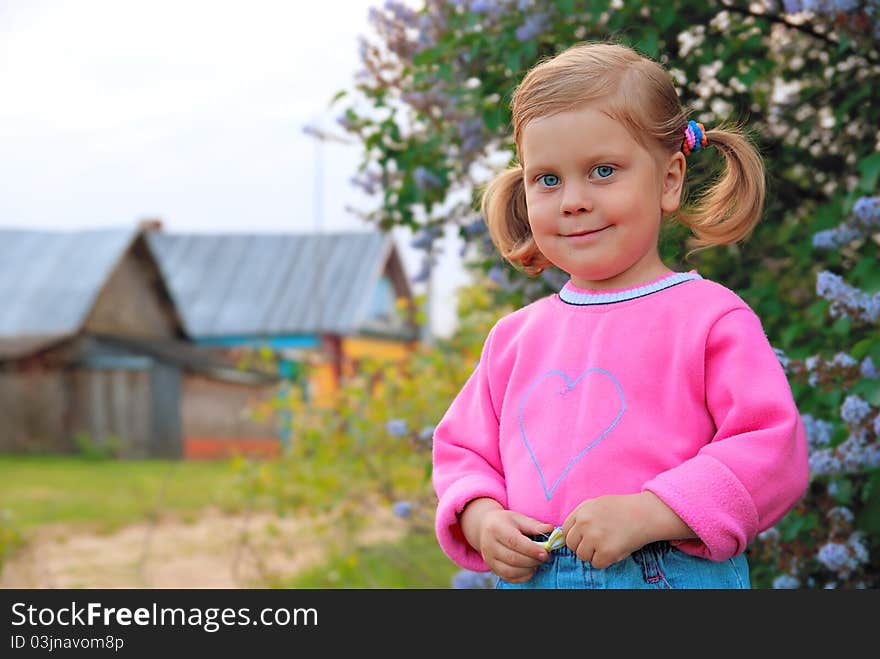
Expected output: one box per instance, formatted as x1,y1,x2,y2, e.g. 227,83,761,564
676,122,766,259
480,166,551,275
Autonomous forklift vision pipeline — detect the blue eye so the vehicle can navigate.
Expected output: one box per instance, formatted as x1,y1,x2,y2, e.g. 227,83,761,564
538,174,560,187
594,165,614,178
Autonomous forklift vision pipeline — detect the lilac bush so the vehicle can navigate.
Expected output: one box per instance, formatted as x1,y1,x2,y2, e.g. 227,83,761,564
755,195,880,588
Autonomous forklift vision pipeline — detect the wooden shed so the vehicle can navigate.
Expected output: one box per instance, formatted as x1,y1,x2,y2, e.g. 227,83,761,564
0,226,277,459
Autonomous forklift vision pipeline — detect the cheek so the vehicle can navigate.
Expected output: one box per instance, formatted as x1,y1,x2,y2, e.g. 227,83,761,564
525,194,554,224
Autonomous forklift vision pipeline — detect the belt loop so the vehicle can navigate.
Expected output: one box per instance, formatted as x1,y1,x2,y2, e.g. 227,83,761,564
636,542,664,584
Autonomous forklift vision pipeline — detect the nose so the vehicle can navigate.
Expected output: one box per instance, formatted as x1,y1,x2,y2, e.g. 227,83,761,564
560,182,593,216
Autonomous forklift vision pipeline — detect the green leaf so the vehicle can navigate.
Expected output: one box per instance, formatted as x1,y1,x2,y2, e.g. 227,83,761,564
636,28,659,58
553,0,575,13
329,89,347,106
857,152,880,193
851,338,875,360
856,479,880,534
852,379,880,406
504,50,520,76
830,315,850,337
830,478,853,504
655,4,676,31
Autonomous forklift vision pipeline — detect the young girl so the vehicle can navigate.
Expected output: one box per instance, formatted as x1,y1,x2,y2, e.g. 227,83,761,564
431,41,809,589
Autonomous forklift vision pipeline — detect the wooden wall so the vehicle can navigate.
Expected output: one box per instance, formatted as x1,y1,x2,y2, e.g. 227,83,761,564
0,371,71,453
83,237,179,339
181,374,281,459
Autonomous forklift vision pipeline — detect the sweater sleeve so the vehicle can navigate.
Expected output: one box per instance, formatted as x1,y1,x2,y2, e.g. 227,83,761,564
432,325,508,572
642,307,810,561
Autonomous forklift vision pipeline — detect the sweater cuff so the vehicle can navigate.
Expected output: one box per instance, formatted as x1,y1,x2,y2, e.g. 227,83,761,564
642,454,759,561
435,475,508,572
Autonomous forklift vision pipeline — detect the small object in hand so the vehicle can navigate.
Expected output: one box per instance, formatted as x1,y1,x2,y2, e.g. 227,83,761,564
536,526,566,552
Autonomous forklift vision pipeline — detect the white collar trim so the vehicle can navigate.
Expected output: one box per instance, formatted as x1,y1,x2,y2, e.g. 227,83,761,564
558,272,703,306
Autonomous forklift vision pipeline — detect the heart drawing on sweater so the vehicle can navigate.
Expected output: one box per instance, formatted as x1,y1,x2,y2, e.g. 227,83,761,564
518,367,626,500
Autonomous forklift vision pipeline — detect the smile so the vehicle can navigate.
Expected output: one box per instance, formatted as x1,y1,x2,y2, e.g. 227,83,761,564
562,225,611,238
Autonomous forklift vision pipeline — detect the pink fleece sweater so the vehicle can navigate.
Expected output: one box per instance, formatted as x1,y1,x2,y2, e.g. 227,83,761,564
432,271,809,572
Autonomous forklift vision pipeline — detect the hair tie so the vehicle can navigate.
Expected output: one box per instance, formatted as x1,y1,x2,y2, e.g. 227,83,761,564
682,120,708,156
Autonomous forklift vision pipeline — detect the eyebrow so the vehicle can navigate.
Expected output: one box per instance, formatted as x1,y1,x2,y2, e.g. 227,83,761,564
523,154,624,175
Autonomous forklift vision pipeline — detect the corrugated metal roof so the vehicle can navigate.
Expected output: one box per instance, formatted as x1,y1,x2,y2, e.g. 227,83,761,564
146,230,394,338
0,227,139,339
0,226,402,349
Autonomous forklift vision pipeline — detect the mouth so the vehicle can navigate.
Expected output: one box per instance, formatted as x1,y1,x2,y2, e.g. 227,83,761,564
562,225,611,238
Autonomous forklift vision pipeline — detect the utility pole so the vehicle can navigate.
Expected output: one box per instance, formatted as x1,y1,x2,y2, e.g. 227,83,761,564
302,118,355,399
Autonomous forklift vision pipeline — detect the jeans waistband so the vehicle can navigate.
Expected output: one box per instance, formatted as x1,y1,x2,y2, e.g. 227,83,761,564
528,532,672,555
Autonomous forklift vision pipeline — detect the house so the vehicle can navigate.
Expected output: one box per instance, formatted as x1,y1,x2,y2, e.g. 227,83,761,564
0,222,417,460
143,222,418,458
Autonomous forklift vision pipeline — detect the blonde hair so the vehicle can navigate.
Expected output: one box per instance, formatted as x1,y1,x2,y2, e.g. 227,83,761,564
481,40,766,275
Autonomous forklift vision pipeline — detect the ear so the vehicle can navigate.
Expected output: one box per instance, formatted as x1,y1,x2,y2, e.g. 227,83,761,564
660,151,686,213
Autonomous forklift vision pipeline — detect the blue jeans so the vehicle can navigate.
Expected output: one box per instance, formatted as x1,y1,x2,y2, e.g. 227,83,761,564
496,541,750,589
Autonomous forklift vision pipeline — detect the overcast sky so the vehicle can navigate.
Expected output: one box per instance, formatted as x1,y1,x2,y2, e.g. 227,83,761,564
0,0,468,337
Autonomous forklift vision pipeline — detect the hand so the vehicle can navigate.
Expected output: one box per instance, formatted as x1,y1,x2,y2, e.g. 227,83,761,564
561,493,655,569
561,492,696,569
460,498,554,583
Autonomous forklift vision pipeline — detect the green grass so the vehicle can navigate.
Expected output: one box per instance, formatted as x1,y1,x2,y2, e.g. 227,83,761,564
0,454,249,533
274,530,461,589
0,454,460,589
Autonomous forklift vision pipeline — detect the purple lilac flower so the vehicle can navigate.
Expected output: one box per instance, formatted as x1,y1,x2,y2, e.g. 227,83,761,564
827,506,854,529
468,0,495,13
809,449,843,475
812,225,862,249
488,265,506,287
832,352,858,369
848,533,870,564
540,268,568,290
802,414,834,449
817,542,855,575
816,271,880,323
841,395,871,425
515,13,548,42
386,419,409,437
451,569,496,589
411,224,443,251
414,166,443,190
773,347,791,371
772,574,800,589
834,0,860,11
463,218,487,237
417,425,435,445
852,196,880,228
412,258,432,284
758,527,781,543
392,501,413,518
861,356,879,379
817,534,870,578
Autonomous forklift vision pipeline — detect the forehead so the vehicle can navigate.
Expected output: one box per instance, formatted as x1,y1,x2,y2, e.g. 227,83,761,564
520,106,641,161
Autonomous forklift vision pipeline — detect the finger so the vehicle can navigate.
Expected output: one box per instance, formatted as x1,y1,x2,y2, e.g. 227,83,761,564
499,528,548,563
489,556,537,582
564,527,581,553
510,512,555,536
491,542,546,568
561,515,573,537
503,568,537,584
575,539,595,564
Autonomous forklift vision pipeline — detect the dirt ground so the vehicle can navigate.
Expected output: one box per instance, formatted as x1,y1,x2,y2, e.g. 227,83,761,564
0,507,407,588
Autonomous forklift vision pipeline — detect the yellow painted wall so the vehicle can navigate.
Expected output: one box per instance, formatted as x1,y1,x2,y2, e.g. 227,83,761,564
305,336,415,407
307,362,337,408
342,337,413,361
